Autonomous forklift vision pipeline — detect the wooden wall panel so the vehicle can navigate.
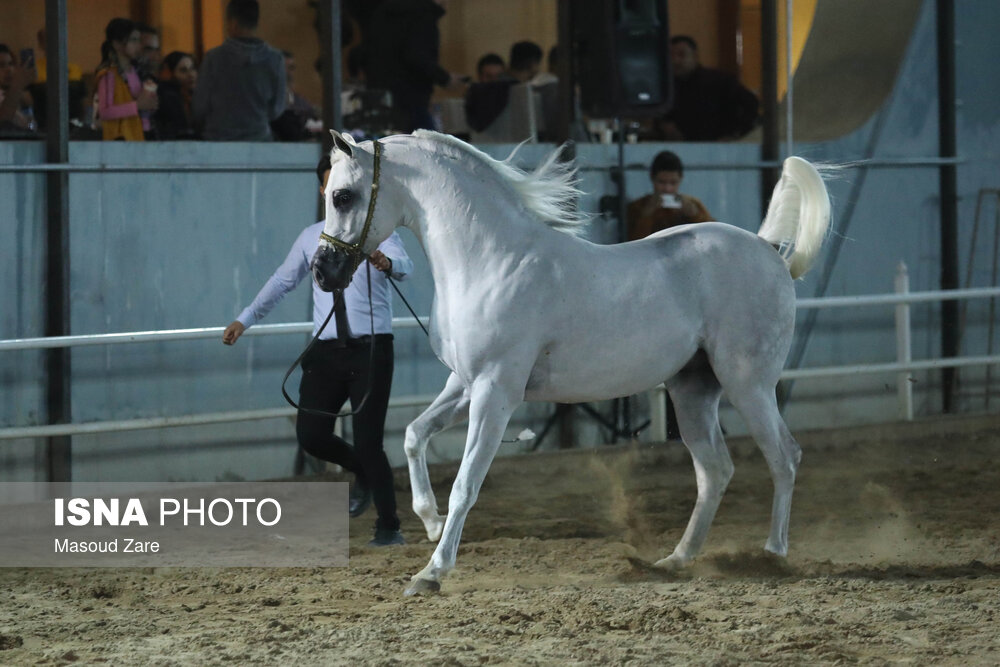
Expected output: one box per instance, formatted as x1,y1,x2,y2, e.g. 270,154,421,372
438,0,558,82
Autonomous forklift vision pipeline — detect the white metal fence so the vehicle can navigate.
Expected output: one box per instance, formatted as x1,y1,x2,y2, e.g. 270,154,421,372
2,269,999,442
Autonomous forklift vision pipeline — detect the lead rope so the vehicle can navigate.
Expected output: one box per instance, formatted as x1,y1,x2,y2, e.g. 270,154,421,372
281,261,378,420
283,267,532,444
387,275,428,337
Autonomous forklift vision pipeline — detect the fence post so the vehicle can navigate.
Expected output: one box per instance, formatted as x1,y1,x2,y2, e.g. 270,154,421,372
895,262,914,420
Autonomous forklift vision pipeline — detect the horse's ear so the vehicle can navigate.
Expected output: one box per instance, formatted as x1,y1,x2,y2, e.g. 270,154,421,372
329,129,354,158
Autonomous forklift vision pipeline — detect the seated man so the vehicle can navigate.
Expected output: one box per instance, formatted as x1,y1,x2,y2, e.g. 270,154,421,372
464,41,556,140
475,52,506,83
656,35,759,142
464,52,514,133
626,150,712,241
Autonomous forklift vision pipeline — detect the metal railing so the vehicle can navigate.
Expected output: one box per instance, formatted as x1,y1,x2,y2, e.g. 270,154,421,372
649,266,1000,439
2,277,999,442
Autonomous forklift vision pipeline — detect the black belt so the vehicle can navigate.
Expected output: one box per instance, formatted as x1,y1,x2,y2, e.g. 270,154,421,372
319,333,394,348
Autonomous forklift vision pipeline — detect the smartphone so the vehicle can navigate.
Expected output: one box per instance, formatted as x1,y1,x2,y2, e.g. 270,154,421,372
19,48,34,69
660,193,682,209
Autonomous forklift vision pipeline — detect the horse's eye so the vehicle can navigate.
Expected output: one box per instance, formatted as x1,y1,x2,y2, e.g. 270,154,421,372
332,190,354,210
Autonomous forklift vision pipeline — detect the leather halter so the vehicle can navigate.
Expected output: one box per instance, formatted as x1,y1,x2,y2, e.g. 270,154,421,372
318,139,382,272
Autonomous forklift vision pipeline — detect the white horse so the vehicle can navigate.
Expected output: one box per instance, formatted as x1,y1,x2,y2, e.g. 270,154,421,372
311,130,831,596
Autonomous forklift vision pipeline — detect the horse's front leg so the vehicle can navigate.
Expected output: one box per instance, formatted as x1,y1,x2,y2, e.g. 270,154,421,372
404,375,522,596
404,373,470,542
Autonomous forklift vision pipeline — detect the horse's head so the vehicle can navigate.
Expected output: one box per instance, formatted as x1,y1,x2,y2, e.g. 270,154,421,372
311,130,392,291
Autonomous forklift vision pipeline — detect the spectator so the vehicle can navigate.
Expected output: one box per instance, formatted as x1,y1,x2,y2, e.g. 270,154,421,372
626,150,712,241
0,44,37,133
464,51,514,133
192,0,286,141
135,23,162,82
33,28,84,84
476,53,506,83
363,0,465,132
29,27,88,129
95,18,158,141
271,50,321,141
546,44,559,78
510,40,559,138
223,154,414,547
655,35,759,141
155,51,197,139
627,150,712,440
509,40,549,85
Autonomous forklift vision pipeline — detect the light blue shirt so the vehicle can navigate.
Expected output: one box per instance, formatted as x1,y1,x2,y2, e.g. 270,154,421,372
237,222,413,339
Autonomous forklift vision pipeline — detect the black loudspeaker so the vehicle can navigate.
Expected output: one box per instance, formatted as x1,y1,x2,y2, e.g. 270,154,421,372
572,0,672,118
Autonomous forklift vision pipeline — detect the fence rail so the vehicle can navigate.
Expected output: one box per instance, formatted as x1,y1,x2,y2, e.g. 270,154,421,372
2,278,998,442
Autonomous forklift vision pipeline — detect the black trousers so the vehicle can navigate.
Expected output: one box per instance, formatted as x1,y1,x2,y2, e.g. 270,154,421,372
297,336,398,530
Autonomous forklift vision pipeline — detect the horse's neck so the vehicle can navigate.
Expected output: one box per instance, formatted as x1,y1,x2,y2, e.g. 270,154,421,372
397,148,546,295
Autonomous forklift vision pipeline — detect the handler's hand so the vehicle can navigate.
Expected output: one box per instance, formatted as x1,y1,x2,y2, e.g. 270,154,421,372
369,250,393,273
222,321,245,345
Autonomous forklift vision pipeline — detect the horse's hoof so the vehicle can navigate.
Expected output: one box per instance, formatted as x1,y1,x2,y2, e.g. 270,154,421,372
404,577,441,597
764,543,788,558
653,554,689,571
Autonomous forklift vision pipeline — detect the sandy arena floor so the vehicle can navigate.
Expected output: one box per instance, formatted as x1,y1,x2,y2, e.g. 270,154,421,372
1,414,998,665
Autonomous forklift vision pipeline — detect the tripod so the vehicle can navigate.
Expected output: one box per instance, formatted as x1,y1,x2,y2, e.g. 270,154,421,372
531,398,647,450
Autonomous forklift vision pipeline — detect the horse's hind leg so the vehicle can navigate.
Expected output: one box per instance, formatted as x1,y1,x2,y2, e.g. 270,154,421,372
726,387,801,557
655,352,733,569
404,372,470,542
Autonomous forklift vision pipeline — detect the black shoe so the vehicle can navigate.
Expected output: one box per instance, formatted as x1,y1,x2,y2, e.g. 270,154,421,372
348,479,372,518
368,527,405,547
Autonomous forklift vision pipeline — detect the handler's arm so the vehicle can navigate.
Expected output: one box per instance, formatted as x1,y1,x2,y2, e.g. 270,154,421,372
223,228,311,344
376,232,414,281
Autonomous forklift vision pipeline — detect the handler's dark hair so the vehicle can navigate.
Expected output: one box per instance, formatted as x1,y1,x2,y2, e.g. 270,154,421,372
650,150,684,179
226,0,260,30
317,154,332,185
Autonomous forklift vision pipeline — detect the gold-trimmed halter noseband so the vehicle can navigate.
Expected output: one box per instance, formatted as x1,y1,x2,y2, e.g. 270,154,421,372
319,139,383,272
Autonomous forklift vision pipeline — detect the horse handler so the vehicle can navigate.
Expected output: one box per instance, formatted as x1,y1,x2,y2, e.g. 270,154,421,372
222,154,413,547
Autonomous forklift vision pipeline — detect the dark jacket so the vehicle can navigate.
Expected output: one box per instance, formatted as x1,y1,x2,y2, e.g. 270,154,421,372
464,80,514,132
363,0,449,121
664,66,759,141
154,80,196,140
192,36,286,141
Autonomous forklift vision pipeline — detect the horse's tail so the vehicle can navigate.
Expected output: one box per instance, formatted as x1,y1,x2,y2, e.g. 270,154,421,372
757,156,831,279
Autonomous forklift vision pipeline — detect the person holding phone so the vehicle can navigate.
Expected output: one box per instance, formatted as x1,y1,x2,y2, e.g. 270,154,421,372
625,150,713,442
626,150,712,242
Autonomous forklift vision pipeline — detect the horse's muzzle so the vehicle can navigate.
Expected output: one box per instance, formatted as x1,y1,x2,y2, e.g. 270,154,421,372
310,245,356,291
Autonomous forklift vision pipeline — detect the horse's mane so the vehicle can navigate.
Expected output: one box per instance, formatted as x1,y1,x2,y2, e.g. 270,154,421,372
408,130,588,234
